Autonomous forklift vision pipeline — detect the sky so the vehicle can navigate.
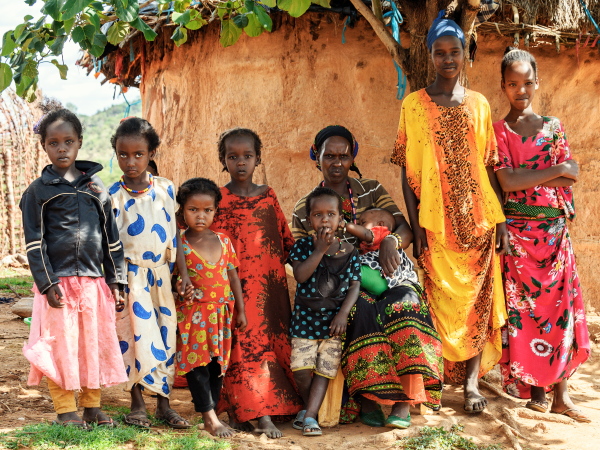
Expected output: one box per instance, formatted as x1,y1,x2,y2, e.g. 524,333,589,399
0,1,139,115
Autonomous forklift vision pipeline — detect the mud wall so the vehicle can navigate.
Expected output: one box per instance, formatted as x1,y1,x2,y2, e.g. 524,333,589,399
142,14,600,312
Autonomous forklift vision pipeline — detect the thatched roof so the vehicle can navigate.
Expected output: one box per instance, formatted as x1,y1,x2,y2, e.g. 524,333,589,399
77,0,600,89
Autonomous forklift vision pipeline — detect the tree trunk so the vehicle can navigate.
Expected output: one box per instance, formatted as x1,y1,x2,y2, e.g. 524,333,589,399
2,135,16,255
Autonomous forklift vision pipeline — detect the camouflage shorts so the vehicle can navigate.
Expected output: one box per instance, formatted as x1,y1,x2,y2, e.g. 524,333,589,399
290,336,342,379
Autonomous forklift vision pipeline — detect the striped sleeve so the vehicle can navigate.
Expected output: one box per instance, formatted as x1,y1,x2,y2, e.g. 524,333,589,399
356,178,402,217
291,194,310,241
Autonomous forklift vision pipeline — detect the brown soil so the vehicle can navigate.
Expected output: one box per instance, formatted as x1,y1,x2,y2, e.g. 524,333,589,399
2,300,600,449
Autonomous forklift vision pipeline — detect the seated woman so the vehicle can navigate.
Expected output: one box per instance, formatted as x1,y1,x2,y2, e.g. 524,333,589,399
291,126,443,429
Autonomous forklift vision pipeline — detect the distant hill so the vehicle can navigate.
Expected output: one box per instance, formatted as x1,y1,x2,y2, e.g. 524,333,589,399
75,99,142,187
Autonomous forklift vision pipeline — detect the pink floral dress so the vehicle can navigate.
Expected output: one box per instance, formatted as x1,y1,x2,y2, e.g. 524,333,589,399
493,117,590,398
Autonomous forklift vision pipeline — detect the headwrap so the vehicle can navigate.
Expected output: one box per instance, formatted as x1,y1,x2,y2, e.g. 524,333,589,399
309,125,362,177
33,115,45,134
426,10,465,52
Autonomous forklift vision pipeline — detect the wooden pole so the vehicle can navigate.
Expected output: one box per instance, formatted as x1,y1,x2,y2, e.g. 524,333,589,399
2,133,16,255
371,0,384,24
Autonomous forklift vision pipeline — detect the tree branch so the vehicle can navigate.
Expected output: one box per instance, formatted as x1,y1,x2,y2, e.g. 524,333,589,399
371,0,384,23
348,0,408,71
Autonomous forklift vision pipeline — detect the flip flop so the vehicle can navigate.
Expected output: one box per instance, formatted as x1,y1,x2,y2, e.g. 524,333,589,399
155,408,193,429
292,410,306,430
526,400,548,413
123,411,151,429
551,408,592,423
302,417,322,436
385,413,411,429
52,419,89,430
463,397,486,414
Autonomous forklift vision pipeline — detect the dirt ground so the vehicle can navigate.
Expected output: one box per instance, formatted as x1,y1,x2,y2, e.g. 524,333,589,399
1,298,600,450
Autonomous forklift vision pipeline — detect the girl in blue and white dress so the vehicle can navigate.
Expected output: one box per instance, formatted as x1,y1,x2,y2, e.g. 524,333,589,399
109,117,193,429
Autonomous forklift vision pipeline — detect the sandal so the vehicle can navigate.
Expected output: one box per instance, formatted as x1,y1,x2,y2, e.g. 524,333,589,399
52,419,89,430
292,410,306,430
88,418,115,428
551,408,592,423
302,417,322,436
123,410,151,429
385,413,411,429
155,408,192,429
526,400,548,413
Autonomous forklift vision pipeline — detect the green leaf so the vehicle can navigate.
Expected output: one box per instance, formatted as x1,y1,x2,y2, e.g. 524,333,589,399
49,35,67,54
43,0,64,21
185,18,206,30
232,14,249,29
254,5,272,31
24,15,34,21
72,26,86,43
63,17,75,34
172,26,188,46
311,0,330,7
220,19,242,47
90,1,103,9
217,5,229,20
173,10,191,25
25,0,37,5
0,63,12,92
245,0,255,11
92,32,107,47
277,0,310,17
16,30,33,46
261,0,276,7
22,59,38,79
116,0,139,22
1,32,17,57
129,17,158,41
107,21,130,45
33,15,47,30
51,59,68,79
61,0,92,21
84,8,101,31
14,24,28,41
244,12,263,37
83,24,96,41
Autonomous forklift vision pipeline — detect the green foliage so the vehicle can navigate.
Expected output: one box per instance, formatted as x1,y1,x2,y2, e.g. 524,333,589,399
397,424,504,450
2,0,333,101
0,267,34,297
0,419,231,450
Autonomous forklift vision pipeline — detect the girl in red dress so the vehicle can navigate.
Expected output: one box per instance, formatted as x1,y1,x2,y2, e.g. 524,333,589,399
175,177,247,437
211,128,303,438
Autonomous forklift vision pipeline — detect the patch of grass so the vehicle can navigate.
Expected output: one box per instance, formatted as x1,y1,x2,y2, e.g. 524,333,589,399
0,267,34,297
0,423,229,450
102,404,165,427
397,424,504,450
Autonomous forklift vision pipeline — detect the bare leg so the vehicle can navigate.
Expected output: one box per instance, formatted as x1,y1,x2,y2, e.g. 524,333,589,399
463,352,487,412
293,369,313,406
302,374,329,434
360,397,379,413
390,402,410,419
529,385,548,409
550,379,590,423
203,409,235,438
124,384,151,427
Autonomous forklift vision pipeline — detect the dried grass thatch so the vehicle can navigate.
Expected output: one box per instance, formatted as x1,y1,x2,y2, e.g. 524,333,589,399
505,0,600,31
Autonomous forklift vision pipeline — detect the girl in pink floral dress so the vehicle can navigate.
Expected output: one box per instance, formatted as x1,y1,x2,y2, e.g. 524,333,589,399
494,47,590,423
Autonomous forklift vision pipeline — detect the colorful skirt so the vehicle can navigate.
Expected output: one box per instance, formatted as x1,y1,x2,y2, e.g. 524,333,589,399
341,284,443,416
23,276,128,391
499,212,589,398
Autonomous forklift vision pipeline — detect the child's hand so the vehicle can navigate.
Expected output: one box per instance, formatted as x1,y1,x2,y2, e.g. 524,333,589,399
236,310,248,332
45,285,64,309
179,275,194,301
560,159,579,181
313,226,334,253
329,312,348,337
108,283,125,312
495,222,510,256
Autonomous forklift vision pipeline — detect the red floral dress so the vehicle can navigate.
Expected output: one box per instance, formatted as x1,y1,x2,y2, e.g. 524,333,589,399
494,117,589,398
175,231,239,374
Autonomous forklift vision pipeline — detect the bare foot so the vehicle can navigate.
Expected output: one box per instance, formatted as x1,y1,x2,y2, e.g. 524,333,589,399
203,410,235,438
550,380,591,423
229,415,255,432
82,407,114,426
256,416,282,439
464,380,487,413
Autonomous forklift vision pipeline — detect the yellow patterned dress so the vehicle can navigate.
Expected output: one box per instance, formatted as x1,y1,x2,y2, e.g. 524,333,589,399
391,89,507,383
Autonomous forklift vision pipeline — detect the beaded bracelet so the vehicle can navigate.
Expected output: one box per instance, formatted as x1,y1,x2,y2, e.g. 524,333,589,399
385,233,403,250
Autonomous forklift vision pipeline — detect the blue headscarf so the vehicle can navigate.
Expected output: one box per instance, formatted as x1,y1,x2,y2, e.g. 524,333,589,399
426,10,465,52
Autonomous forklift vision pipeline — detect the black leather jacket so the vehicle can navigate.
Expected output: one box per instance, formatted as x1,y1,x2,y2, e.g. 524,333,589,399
20,161,127,294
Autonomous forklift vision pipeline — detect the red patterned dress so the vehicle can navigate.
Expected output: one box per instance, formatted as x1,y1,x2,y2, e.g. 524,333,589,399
175,231,238,375
494,117,590,398
211,186,303,421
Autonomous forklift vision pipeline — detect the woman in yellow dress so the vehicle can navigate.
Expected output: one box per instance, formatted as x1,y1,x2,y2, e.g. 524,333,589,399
391,11,509,413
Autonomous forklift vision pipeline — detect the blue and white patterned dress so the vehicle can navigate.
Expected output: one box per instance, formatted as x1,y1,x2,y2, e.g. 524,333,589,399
110,176,178,397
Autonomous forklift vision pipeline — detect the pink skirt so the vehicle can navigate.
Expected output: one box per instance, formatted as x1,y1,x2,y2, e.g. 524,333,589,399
23,276,128,391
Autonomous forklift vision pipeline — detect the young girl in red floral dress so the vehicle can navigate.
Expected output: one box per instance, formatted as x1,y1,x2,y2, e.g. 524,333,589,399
494,47,590,423
174,177,247,437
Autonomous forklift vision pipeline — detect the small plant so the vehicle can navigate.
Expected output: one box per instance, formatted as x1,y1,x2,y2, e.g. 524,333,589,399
398,424,504,450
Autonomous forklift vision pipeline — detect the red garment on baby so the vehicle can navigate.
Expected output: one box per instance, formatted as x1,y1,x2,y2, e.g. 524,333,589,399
359,226,390,254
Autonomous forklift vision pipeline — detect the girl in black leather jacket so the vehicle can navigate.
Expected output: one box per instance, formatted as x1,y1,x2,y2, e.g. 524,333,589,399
20,99,128,429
